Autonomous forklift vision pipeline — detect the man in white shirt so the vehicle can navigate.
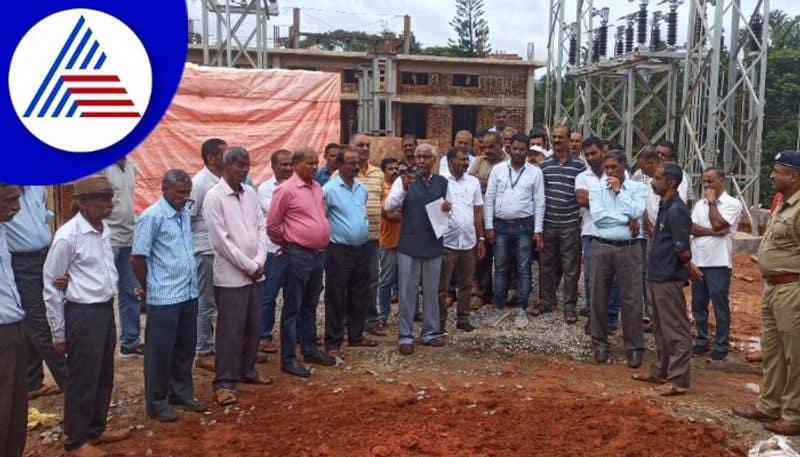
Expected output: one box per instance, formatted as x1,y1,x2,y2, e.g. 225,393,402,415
437,148,485,334
438,130,476,179
43,175,130,457
190,138,227,366
256,149,293,354
100,158,142,357
487,107,508,133
484,133,545,329
688,167,742,362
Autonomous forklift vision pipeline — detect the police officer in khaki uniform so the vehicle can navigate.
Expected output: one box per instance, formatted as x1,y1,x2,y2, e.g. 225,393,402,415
733,150,800,435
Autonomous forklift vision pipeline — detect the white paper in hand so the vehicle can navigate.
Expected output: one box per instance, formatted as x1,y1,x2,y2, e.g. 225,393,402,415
425,197,449,239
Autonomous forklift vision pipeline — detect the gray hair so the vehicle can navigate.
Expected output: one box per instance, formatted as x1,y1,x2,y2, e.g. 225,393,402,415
162,169,192,189
415,143,434,157
223,147,249,166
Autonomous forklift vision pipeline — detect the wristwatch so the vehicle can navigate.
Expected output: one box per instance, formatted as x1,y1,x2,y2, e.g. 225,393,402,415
479,237,486,241
707,201,717,207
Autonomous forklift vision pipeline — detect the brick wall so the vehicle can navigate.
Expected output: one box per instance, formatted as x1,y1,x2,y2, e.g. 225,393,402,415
477,106,527,133
397,72,526,98
427,105,453,153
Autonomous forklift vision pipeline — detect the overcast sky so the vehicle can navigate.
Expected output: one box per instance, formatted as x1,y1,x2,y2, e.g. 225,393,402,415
187,0,799,61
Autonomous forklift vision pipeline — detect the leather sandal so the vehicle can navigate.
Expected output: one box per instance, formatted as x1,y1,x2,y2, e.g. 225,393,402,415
214,388,238,406
28,383,62,400
654,383,687,397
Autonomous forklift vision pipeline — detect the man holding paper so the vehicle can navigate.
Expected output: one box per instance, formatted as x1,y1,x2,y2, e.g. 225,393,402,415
384,143,448,355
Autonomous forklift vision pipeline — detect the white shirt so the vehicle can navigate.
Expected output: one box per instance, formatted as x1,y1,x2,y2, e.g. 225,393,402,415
484,161,545,233
575,168,604,236
43,213,118,343
633,169,690,225
257,177,281,254
443,174,483,250
690,192,742,268
100,160,137,247
190,166,221,255
438,155,477,180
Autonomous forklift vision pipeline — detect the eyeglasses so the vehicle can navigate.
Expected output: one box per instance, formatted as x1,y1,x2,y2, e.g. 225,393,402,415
414,155,434,160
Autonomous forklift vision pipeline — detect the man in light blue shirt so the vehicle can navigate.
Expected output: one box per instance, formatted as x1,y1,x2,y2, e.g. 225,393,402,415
2,186,68,399
322,147,375,355
132,170,207,422
0,184,27,457
587,150,648,367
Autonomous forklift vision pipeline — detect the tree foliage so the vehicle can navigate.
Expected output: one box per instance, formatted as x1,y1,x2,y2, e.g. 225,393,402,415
448,0,491,57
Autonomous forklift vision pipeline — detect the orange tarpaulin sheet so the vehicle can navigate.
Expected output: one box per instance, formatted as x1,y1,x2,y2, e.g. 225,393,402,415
130,65,340,213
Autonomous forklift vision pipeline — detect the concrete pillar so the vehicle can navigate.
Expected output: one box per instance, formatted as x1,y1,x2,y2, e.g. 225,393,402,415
292,8,300,48
525,66,535,131
403,16,411,54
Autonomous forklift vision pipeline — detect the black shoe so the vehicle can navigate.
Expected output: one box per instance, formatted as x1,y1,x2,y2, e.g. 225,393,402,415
607,322,618,335
627,349,644,369
281,359,311,378
399,343,414,355
413,312,423,322
707,350,728,362
578,307,589,317
456,321,476,332
594,347,609,364
150,406,178,422
120,344,144,358
170,398,208,413
304,352,336,366
433,326,447,337
692,344,710,356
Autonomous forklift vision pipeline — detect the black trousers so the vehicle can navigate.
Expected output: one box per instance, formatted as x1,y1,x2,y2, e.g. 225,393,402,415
213,284,262,391
539,223,582,313
64,300,116,451
12,251,68,391
0,321,27,457
324,243,369,350
144,299,198,417
473,242,493,300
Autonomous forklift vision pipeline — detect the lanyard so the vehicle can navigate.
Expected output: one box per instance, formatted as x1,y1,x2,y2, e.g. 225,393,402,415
508,165,525,189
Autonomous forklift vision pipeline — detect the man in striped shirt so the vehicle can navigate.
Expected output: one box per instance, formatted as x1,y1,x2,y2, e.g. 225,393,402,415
132,170,207,422
537,125,586,323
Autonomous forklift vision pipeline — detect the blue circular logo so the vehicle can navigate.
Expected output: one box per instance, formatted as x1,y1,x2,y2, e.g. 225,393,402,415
3,1,187,184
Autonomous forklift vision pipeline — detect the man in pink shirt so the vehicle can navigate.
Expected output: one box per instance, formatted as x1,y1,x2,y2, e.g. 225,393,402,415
203,148,270,406
268,147,335,378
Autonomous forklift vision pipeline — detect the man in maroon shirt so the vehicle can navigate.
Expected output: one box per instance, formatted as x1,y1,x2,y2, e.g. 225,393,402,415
268,147,336,378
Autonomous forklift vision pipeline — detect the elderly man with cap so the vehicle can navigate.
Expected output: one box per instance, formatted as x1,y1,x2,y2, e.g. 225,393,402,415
132,170,207,422
204,147,270,406
733,151,800,435
0,183,26,457
43,175,130,457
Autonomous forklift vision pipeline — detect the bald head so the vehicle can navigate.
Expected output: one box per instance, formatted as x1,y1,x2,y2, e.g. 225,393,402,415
454,130,473,151
414,144,436,177
351,133,371,165
292,146,319,183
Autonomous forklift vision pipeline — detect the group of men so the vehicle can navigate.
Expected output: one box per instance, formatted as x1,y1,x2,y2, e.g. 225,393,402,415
2,106,800,456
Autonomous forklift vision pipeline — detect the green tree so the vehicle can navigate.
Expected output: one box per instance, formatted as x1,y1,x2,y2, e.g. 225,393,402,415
448,0,491,57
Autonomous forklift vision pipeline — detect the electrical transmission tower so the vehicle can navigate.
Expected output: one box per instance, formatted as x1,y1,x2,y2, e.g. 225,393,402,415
200,0,278,68
544,0,770,232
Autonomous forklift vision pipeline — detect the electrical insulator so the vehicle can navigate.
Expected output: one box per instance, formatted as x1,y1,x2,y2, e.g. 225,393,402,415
651,24,661,50
750,12,763,52
598,25,608,57
625,22,634,53
666,10,678,45
616,26,625,56
569,36,577,65
637,4,648,45
693,11,707,47
592,39,599,62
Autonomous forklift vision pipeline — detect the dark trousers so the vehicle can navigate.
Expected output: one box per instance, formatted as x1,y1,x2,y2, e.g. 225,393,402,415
260,252,286,340
581,235,622,324
0,322,27,457
64,301,116,451
213,284,262,391
281,244,324,365
691,266,732,354
438,247,476,327
647,280,692,388
144,299,198,417
474,242,493,300
325,243,369,350
589,240,644,351
539,223,582,313
12,251,68,391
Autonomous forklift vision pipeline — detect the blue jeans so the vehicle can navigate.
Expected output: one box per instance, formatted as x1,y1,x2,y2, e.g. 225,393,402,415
377,247,398,323
280,245,324,364
260,252,286,340
113,246,141,350
582,236,621,325
493,218,534,310
691,267,732,353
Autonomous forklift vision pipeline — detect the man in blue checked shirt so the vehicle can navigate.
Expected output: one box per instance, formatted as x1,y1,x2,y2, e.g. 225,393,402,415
132,170,208,422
